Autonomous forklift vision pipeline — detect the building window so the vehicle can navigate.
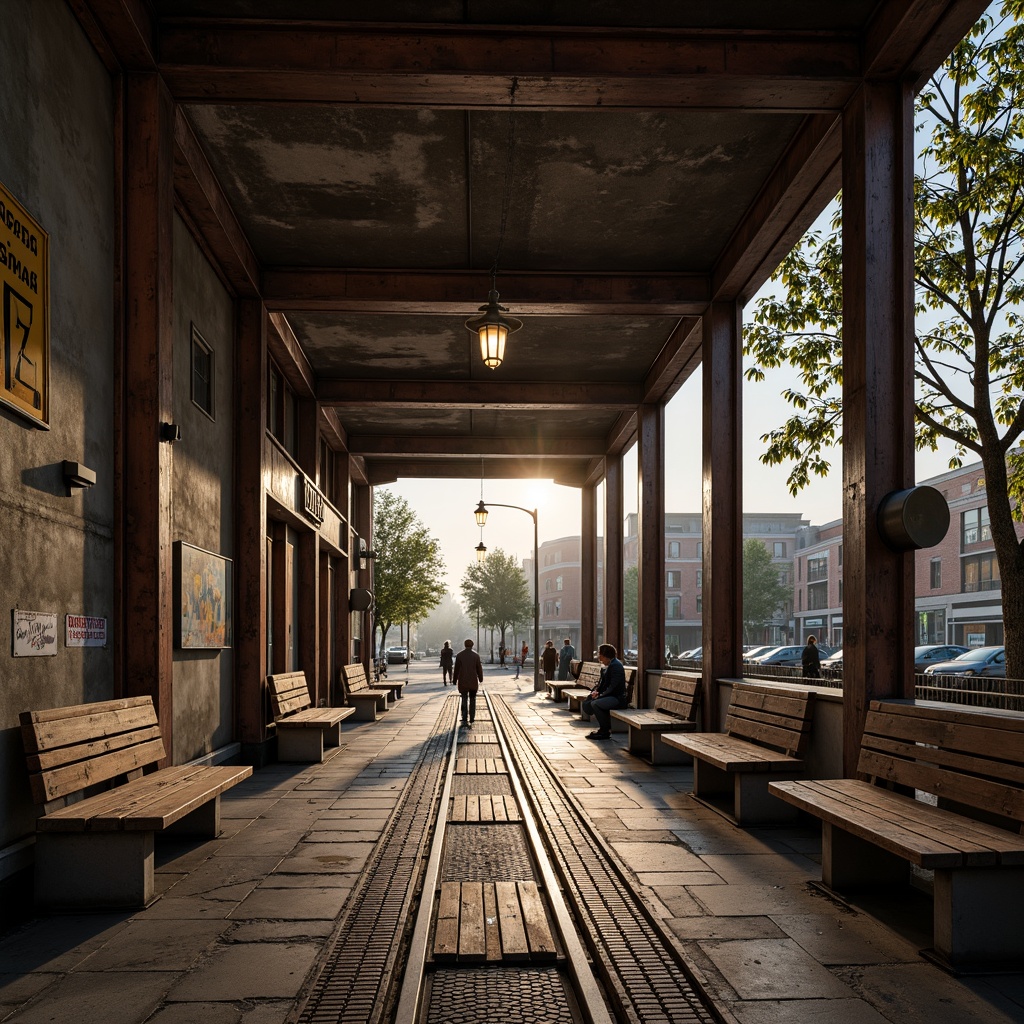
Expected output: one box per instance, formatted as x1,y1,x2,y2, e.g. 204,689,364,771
555,575,563,591
666,571,680,588
838,579,843,602
930,557,941,589
268,362,298,457
807,554,829,583
545,579,552,592
773,541,785,557
798,590,803,610
961,507,991,548
696,541,703,558
695,595,702,614
838,543,843,566
779,570,790,585
668,541,680,558
807,581,829,610
696,569,702,588
190,325,215,420
553,599,561,616
667,596,681,619
962,554,1000,592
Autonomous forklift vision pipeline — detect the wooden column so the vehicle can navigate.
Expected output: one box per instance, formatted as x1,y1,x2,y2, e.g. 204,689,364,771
702,302,744,731
297,398,320,699
234,299,268,757
580,483,598,657
354,483,373,667
841,81,916,776
121,74,175,757
638,403,666,694
603,456,624,652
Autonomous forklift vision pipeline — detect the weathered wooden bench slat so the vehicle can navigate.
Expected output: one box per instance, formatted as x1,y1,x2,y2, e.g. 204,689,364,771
268,671,356,762
342,663,404,701
769,699,1024,970
21,698,158,750
612,672,701,763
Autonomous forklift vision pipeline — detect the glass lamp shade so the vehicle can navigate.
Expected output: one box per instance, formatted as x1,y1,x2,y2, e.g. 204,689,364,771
474,501,488,527
475,542,488,562
465,289,522,370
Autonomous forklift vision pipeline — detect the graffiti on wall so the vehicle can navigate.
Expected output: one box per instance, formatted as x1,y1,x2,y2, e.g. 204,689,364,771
12,609,58,657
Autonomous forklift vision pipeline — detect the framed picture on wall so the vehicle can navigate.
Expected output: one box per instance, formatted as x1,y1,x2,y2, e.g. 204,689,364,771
175,541,232,649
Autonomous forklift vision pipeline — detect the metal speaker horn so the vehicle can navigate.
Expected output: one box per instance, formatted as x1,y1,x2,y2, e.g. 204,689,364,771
877,486,950,551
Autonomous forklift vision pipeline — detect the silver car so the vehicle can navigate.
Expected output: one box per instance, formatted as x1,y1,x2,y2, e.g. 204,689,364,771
921,645,1005,677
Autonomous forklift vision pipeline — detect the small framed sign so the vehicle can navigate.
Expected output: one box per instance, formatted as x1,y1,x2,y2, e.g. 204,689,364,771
13,609,58,657
65,614,107,647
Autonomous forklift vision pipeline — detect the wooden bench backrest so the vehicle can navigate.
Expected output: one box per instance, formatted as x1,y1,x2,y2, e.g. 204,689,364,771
858,699,1024,825
268,671,312,720
725,682,815,757
342,663,370,694
20,697,166,806
576,662,603,690
654,672,702,721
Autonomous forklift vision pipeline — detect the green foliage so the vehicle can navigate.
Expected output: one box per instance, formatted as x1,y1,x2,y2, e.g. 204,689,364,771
372,490,446,652
742,540,792,643
460,548,533,649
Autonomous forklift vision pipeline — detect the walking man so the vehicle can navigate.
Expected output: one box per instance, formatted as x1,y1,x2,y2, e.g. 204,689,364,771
453,638,483,727
557,637,576,680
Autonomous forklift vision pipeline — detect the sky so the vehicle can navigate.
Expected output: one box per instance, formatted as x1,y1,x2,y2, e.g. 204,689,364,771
380,363,960,596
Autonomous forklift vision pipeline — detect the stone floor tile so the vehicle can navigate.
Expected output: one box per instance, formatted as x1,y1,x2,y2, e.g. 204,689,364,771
667,915,786,941
229,920,335,942
303,830,381,843
164,857,283,898
699,938,853,1000
143,1001,247,1024
228,886,350,921
694,882,825,917
610,841,706,873
4,970,173,1024
635,871,726,886
0,971,59,1006
730,998,891,1024
165,942,320,1001
77,919,226,972
257,873,354,889
275,842,376,874
0,915,131,973
770,912,919,965
643,885,705,917
700,852,821,885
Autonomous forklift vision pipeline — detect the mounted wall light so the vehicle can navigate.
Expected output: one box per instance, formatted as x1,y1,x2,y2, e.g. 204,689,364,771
160,422,181,443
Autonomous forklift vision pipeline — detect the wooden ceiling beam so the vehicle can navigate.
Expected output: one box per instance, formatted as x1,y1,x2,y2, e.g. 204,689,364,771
605,412,638,457
364,457,590,486
67,0,156,71
268,313,317,399
349,435,606,458
318,380,641,409
642,317,703,404
158,24,860,110
263,269,711,315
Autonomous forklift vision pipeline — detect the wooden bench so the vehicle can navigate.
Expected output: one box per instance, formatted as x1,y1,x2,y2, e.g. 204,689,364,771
563,663,636,733
770,699,1024,971
268,671,355,763
611,672,702,763
663,681,816,825
20,696,252,909
340,663,395,720
344,661,405,701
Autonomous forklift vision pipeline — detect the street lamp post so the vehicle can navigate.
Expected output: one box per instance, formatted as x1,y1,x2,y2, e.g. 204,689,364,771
474,500,541,692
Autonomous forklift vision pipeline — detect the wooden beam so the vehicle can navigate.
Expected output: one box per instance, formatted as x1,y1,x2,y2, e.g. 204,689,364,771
67,0,156,71
713,112,842,303
363,458,590,484
262,269,710,315
581,484,598,658
841,81,916,777
581,458,606,490
173,109,261,298
604,456,624,652
319,408,349,452
702,301,744,731
318,379,640,409
605,412,638,457
268,312,317,399
159,23,860,110
348,435,606,458
642,317,703,404
122,73,174,758
637,404,666,682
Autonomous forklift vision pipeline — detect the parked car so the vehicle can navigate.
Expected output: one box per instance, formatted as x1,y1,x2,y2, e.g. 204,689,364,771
386,645,409,664
742,645,774,662
820,649,843,677
922,645,1005,677
913,644,969,672
677,646,702,661
622,649,638,664
751,643,833,668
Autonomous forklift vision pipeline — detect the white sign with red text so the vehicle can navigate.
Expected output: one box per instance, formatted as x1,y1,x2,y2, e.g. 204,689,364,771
65,614,107,647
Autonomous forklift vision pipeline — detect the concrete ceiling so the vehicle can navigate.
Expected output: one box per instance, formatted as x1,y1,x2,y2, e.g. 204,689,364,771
82,0,990,486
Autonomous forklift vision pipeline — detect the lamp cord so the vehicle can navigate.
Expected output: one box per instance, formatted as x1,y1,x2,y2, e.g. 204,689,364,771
489,77,518,283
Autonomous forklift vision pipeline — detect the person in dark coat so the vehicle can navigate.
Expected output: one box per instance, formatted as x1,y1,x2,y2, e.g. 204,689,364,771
453,638,484,726
582,643,627,740
541,640,559,681
439,640,454,685
802,635,822,679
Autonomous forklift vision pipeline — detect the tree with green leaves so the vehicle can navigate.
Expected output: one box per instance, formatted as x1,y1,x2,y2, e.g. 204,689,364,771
372,490,446,657
623,564,639,646
742,539,792,645
460,548,533,656
744,2,1024,678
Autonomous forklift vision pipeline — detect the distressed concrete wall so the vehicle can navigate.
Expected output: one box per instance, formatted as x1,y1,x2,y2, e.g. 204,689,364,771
0,0,115,864
171,216,235,762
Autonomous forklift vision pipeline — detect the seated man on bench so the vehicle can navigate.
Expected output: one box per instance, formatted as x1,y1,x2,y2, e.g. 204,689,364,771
582,643,627,740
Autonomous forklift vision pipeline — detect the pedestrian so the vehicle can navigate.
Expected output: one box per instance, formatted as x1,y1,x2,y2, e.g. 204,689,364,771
439,640,454,685
453,638,483,727
520,641,529,672
542,639,558,681
802,635,821,679
498,644,507,669
557,637,576,680
582,643,627,740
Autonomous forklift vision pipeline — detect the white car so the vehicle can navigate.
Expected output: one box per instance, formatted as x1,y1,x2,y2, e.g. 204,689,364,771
386,646,409,664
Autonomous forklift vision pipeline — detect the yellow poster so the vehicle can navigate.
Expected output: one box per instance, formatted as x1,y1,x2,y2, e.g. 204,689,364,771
0,181,49,428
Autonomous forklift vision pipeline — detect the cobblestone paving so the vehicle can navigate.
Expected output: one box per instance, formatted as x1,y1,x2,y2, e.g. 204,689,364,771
425,967,575,1024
